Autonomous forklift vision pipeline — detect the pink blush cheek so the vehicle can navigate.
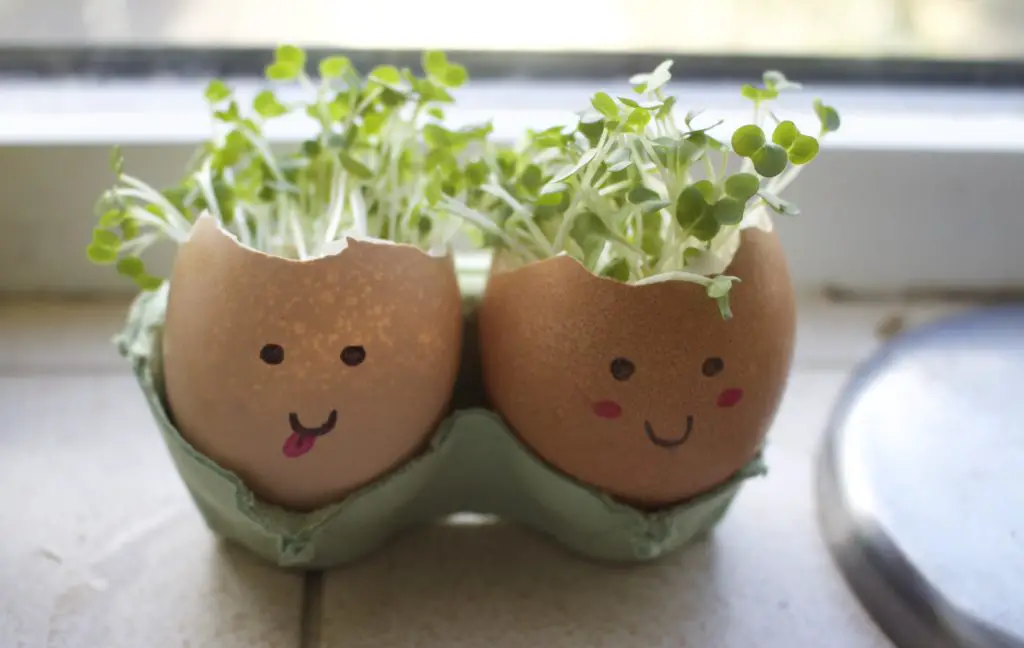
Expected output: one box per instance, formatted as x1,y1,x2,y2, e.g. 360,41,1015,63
593,400,623,419
717,388,744,408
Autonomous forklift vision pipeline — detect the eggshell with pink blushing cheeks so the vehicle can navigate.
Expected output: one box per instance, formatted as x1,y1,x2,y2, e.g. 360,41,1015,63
478,229,796,508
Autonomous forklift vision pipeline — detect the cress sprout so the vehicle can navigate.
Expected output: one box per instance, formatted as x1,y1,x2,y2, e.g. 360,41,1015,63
443,61,841,318
87,46,493,290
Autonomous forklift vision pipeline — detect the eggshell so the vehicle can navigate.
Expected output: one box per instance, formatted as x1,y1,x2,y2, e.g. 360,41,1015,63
161,214,463,511
478,229,795,508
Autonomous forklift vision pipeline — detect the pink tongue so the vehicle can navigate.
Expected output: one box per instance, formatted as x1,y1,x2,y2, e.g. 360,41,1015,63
283,433,316,458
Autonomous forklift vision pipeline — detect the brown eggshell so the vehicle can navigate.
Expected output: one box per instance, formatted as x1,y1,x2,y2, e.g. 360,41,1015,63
161,215,463,511
479,229,795,508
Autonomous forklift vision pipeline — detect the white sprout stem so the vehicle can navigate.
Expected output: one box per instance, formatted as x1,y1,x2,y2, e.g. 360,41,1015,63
439,197,536,260
115,177,192,234
289,208,308,260
348,187,368,238
634,137,673,189
233,204,252,247
126,206,187,243
275,195,290,254
238,128,285,182
633,270,715,287
119,232,159,255
702,154,717,185
482,184,552,256
597,181,632,197
550,195,584,252
194,159,223,222
355,88,383,115
768,163,805,195
320,169,349,252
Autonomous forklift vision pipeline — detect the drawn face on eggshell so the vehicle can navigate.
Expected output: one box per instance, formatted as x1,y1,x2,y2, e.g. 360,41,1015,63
161,215,463,512
479,229,796,508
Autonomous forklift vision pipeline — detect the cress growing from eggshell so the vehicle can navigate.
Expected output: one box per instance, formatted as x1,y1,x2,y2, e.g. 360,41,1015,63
443,60,841,318
87,46,493,279
473,64,841,508
85,46,486,511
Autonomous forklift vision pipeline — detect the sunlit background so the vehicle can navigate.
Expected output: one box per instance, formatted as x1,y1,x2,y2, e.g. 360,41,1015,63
0,0,1023,60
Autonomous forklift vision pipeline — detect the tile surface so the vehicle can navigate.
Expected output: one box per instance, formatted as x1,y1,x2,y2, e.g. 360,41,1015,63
0,376,305,648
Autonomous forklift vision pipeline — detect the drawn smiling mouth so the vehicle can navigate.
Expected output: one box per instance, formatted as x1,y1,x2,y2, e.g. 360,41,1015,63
282,410,338,459
644,416,694,448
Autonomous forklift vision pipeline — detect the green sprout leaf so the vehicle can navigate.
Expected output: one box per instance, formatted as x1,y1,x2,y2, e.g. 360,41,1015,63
591,92,619,119
443,64,468,88
741,84,778,102
707,275,735,299
692,179,715,202
134,274,164,291
627,186,660,204
92,228,120,248
98,209,125,227
712,197,745,225
86,243,117,265
772,120,799,149
788,134,820,165
423,51,448,78
752,144,788,177
631,59,674,94
109,146,124,175
724,173,760,201
641,210,664,257
762,70,802,92
550,148,598,183
265,62,300,82
275,44,306,67
731,124,766,157
120,218,138,241
813,99,842,134
115,256,145,278
626,184,659,204
318,56,351,79
339,153,373,179
626,107,651,131
253,90,288,118
204,80,231,104
675,185,709,228
690,215,721,242
370,65,402,86
707,275,738,319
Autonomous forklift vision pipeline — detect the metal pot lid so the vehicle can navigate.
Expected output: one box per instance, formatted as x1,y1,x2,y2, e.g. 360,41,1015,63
816,305,1024,648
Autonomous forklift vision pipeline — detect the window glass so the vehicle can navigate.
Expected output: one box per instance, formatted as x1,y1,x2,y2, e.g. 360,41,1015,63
1,0,1023,61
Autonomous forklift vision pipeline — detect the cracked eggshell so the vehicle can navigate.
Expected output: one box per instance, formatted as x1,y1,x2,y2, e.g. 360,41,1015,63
478,229,795,508
161,215,463,512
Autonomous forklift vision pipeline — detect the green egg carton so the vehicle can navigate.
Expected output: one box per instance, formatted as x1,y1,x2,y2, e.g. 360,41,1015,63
116,267,765,570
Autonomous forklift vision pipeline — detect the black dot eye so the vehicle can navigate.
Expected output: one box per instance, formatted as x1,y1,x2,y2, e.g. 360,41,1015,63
610,357,635,381
260,343,284,365
702,357,724,377
340,345,366,367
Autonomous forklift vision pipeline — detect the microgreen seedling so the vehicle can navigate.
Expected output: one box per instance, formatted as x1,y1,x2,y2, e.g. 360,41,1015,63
443,63,841,318
87,46,493,290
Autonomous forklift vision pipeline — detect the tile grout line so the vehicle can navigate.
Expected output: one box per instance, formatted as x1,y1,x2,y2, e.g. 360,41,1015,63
300,570,325,648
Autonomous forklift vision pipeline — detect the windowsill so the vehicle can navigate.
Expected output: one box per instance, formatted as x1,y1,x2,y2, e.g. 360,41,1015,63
1,76,1024,295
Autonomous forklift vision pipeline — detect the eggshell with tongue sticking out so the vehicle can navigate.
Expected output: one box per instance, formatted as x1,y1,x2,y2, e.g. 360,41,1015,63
161,214,463,512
